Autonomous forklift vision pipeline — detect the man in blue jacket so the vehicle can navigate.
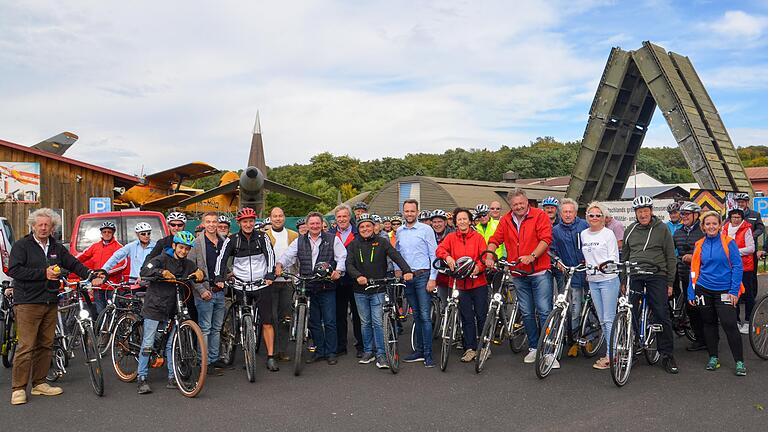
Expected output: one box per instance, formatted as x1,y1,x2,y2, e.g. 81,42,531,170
551,198,589,358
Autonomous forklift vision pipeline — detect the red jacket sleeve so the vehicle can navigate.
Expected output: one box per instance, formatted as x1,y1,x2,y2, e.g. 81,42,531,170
436,234,452,260
474,234,488,272
535,211,553,245
77,243,96,268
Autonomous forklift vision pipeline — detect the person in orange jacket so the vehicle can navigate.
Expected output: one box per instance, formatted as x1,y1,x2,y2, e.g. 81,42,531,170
77,221,126,313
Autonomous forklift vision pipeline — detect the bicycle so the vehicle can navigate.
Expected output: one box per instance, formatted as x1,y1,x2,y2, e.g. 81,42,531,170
220,279,264,369
110,275,207,397
599,261,661,387
47,274,105,396
364,277,406,373
749,293,768,359
94,280,144,358
1,281,16,368
535,257,591,379
475,255,531,373
434,257,475,372
410,290,441,353
221,277,268,382
282,271,328,376
576,285,604,358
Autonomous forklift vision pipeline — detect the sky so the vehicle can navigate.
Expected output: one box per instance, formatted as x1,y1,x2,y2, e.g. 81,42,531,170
1,0,768,176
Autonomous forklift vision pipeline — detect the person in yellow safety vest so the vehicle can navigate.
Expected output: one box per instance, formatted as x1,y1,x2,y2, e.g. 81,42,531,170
474,204,504,258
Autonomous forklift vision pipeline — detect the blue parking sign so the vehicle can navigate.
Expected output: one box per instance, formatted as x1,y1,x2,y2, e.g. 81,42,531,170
754,197,768,219
89,197,112,214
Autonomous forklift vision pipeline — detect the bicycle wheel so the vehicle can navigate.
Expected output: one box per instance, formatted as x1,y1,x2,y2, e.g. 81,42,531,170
46,344,66,382
219,304,237,366
95,307,115,358
440,305,458,372
254,311,263,355
172,320,207,398
81,323,104,396
610,310,634,387
643,309,660,365
506,292,527,353
382,311,399,374
431,298,442,340
475,305,497,373
0,315,5,355
410,319,417,353
293,303,307,376
242,314,257,383
111,313,142,382
4,319,16,368
579,300,603,358
535,307,565,379
750,294,768,359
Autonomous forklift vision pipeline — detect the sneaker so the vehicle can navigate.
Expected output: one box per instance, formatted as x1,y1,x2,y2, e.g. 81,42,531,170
376,356,390,369
706,356,720,371
166,378,177,390
359,352,376,364
424,355,436,368
137,377,152,394
266,357,280,372
403,352,425,363
592,356,610,370
735,361,747,376
738,322,749,335
11,390,27,405
662,355,679,374
461,349,477,363
524,349,537,363
31,383,63,396
567,343,579,358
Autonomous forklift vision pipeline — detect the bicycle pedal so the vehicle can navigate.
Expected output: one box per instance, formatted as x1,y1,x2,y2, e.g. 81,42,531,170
649,324,663,333
492,340,502,345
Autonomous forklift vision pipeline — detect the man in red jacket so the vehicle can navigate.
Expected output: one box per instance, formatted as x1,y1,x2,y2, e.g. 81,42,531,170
77,221,126,313
485,189,554,366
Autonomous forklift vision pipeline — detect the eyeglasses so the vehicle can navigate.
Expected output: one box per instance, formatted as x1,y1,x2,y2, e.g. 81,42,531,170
490,207,501,210
680,212,693,216
392,222,402,225
138,232,151,236
169,223,184,228
587,214,603,218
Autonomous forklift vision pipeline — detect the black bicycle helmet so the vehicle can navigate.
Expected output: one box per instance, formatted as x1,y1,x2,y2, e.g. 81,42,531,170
295,217,306,229
352,202,368,211
453,256,476,279
314,262,333,279
99,221,117,231
356,213,374,228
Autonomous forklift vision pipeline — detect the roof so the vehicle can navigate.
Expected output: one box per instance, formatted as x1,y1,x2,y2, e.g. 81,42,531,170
412,176,566,204
746,167,768,181
620,185,688,200
0,138,139,185
515,175,570,187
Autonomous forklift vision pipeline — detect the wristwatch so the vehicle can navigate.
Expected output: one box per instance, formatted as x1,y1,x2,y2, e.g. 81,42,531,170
530,252,537,259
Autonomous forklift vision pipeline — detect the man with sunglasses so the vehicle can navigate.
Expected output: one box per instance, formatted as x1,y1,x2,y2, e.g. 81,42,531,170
489,201,503,220
104,222,157,283
673,201,706,351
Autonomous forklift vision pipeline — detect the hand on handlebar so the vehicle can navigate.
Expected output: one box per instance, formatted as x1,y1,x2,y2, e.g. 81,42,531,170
356,276,368,286
191,269,205,283
484,257,495,269
161,270,176,281
519,254,535,266
274,264,283,277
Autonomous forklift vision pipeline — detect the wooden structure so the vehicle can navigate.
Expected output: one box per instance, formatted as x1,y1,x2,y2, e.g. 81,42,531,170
0,138,139,240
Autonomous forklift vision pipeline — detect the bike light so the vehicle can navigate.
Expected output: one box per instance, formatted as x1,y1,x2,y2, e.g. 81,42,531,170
492,293,502,302
78,309,90,320
451,290,459,299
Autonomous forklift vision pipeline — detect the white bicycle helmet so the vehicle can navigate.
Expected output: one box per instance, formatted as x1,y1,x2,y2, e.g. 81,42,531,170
218,215,230,224
166,212,187,223
99,221,117,231
134,222,152,232
632,195,654,210
431,209,448,220
678,201,701,213
734,192,750,201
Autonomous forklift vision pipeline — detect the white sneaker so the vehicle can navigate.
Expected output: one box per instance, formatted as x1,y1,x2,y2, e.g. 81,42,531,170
524,349,537,363
739,323,749,335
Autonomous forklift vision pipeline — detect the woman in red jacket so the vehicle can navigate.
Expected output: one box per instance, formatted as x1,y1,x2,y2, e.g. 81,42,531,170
436,208,488,363
722,208,755,334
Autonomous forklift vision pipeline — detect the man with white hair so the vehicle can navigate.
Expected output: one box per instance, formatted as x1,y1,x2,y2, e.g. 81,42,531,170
329,204,363,357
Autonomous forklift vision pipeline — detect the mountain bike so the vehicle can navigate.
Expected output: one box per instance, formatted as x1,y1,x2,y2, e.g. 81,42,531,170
599,261,661,387
367,277,406,374
110,275,207,397
221,278,268,382
535,257,591,379
0,281,16,368
475,256,531,373
47,274,105,396
95,280,144,358
282,271,327,376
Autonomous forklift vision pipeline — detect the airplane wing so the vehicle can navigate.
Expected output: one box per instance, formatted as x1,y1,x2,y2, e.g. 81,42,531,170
144,162,220,186
141,192,195,210
31,132,79,156
175,180,239,207
176,177,322,207
264,179,322,203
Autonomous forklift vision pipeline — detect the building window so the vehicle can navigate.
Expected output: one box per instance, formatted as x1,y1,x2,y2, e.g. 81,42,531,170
398,182,420,210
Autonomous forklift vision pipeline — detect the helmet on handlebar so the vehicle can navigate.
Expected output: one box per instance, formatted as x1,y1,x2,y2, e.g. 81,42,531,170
632,195,654,210
454,256,476,280
313,262,333,279
172,231,196,247
99,221,117,231
541,197,559,208
134,222,152,233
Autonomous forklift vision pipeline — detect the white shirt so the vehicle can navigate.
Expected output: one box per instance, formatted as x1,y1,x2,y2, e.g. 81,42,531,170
279,234,347,272
34,235,50,256
580,227,619,282
272,228,290,259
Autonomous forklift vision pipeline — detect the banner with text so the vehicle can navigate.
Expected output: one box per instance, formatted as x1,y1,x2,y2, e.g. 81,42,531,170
602,199,674,227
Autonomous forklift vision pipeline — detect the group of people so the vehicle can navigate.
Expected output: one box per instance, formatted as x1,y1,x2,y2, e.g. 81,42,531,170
4,188,763,404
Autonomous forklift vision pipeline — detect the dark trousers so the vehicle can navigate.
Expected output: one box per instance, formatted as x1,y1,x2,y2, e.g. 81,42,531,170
271,282,293,354
680,270,705,345
630,275,674,356
309,289,337,358
697,287,744,362
458,286,489,351
335,278,362,353
737,271,756,322
12,304,58,391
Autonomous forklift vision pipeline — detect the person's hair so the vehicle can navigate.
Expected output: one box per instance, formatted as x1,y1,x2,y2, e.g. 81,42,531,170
402,199,419,210
202,212,218,220
560,198,578,211
586,201,607,217
603,207,612,218
700,210,722,225
28,208,60,230
306,211,324,224
333,204,351,216
270,207,284,217
506,188,527,201
452,207,472,226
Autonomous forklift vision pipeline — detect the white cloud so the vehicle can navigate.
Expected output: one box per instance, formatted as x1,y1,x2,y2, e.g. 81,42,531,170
707,10,768,40
702,65,768,90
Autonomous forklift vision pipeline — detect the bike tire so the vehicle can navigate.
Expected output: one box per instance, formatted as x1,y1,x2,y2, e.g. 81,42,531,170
750,294,768,359
410,318,417,353
475,305,497,374
0,315,5,357
579,301,603,358
382,311,399,374
610,310,634,387
4,318,16,368
172,320,207,398
644,309,660,365
111,312,142,382
243,314,257,383
535,307,564,379
293,303,307,376
95,307,115,358
46,344,66,382
81,323,104,396
440,305,457,372
219,303,237,366
254,311,263,355
431,298,442,340
506,294,527,353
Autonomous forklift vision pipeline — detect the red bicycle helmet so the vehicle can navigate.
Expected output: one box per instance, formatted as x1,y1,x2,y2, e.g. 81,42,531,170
236,207,257,221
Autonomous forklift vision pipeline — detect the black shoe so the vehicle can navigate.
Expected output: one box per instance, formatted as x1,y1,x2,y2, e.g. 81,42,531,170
207,366,223,376
211,359,232,369
686,343,707,352
306,355,327,364
266,357,280,372
355,347,364,359
662,355,679,374
137,377,152,394
327,356,338,365
277,352,291,362
337,350,348,356
166,378,177,389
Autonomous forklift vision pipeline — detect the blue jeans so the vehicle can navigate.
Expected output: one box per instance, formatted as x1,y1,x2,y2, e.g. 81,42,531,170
195,291,226,364
589,277,620,359
354,292,386,356
405,272,433,356
513,272,553,350
309,290,337,358
137,318,175,380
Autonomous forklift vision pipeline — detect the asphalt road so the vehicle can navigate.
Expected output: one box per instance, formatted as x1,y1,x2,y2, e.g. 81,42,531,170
3,280,768,431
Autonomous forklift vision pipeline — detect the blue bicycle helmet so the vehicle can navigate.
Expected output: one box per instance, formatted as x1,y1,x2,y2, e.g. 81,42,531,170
173,231,196,247
541,196,560,207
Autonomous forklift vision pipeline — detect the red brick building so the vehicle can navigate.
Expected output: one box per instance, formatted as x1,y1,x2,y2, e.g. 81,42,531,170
746,167,768,197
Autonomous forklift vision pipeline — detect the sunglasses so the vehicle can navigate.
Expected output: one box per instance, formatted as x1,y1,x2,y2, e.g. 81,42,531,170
680,211,693,216
392,222,402,225
587,214,603,218
490,207,501,210
169,223,184,228
138,232,151,236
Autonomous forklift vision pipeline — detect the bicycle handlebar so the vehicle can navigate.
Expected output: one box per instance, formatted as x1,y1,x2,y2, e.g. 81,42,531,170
364,277,405,290
597,260,659,275
281,271,330,283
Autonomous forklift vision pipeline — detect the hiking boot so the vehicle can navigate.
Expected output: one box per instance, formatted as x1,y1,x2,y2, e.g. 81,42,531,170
706,356,720,371
31,383,63,396
137,377,152,394
358,352,376,364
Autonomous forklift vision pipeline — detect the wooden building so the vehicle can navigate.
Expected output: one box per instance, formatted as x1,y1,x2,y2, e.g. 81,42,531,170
0,138,139,241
